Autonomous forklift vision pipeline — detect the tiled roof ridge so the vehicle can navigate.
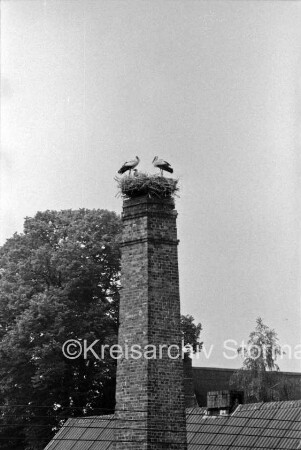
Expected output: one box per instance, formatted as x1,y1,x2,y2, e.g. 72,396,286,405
186,399,301,419
67,414,114,423
61,399,301,424
192,367,301,376
236,399,301,411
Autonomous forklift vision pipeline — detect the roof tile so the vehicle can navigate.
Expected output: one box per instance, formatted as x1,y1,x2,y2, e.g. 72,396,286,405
44,400,301,450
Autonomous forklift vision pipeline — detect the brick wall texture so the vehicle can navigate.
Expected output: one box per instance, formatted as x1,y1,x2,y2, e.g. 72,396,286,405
114,195,187,450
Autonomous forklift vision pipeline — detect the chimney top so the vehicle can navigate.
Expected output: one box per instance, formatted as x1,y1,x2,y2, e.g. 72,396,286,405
116,172,179,200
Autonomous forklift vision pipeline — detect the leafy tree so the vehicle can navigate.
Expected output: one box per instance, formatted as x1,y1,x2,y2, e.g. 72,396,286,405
181,314,203,355
229,317,288,403
0,209,203,449
0,209,121,449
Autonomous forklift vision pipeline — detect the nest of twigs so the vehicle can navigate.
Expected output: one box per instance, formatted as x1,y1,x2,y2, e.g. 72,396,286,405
115,172,179,199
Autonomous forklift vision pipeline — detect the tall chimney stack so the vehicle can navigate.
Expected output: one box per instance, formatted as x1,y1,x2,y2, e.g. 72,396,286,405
114,194,187,449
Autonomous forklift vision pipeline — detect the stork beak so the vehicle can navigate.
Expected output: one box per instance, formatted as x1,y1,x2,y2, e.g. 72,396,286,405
152,157,156,163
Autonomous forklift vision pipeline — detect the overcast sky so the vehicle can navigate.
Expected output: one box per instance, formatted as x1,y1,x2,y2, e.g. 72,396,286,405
1,0,301,371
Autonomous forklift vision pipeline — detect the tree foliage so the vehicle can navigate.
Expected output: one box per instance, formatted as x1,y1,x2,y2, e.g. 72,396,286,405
181,314,202,354
0,209,202,449
0,209,121,449
229,317,290,403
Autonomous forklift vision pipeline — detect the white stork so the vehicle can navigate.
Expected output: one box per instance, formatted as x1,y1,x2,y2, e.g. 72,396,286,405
152,156,173,176
118,156,140,175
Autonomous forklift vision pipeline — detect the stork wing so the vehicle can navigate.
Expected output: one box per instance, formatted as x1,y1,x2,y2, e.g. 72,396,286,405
118,161,131,174
125,160,135,167
118,157,139,174
155,159,173,173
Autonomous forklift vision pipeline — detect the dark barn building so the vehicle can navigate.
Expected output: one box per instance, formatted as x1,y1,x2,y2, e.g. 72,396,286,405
192,367,301,407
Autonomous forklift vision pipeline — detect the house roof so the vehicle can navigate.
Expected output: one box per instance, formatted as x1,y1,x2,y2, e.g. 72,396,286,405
43,415,116,450
187,401,301,450
44,400,301,450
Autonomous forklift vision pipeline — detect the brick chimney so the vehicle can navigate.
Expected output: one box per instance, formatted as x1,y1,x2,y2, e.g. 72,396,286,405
183,354,198,408
114,195,187,449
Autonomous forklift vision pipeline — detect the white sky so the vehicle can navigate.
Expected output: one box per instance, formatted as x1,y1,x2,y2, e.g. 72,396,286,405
1,0,301,371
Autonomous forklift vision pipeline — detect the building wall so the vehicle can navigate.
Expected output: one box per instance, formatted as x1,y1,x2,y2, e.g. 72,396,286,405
192,367,301,406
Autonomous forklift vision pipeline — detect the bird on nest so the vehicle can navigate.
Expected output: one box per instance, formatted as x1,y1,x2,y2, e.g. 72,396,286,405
152,156,173,176
118,156,140,175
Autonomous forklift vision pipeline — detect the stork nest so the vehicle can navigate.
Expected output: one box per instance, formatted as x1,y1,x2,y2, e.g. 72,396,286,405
115,172,179,199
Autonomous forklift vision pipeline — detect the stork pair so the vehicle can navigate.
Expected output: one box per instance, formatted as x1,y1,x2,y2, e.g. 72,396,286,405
118,156,173,176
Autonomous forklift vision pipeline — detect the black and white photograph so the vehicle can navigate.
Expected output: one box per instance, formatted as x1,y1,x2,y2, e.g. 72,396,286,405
1,1,301,449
